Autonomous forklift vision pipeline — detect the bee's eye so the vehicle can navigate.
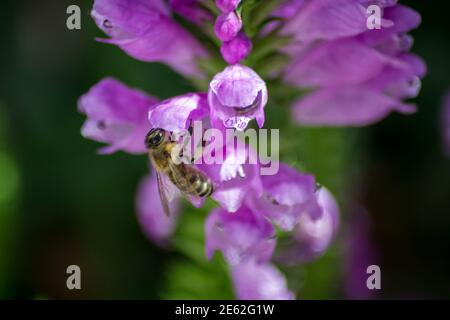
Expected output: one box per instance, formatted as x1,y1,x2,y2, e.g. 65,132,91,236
145,129,165,148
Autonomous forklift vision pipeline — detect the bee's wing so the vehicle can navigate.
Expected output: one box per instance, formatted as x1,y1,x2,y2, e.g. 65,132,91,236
166,160,186,190
166,161,206,208
155,171,178,217
155,172,170,216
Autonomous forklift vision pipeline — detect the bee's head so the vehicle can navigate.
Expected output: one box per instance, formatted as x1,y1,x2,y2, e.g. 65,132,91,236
145,128,166,149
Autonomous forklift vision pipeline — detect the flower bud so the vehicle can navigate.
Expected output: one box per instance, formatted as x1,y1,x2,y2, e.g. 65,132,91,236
220,33,252,64
214,11,242,42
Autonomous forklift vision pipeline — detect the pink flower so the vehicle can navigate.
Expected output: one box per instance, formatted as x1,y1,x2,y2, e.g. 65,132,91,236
78,77,157,154
282,0,368,43
278,187,340,263
136,174,180,246
291,85,417,126
205,205,275,265
91,0,208,77
208,65,268,130
148,93,210,132
250,164,321,231
279,0,425,126
198,142,263,213
231,260,294,300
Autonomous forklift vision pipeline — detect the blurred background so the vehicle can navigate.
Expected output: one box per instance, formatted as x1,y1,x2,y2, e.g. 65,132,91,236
0,0,449,299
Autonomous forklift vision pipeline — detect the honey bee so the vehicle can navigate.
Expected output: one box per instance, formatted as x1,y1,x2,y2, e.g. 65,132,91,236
145,128,214,216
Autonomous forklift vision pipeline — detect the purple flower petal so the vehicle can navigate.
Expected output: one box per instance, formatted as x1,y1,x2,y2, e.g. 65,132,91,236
282,0,367,43
292,85,416,126
279,187,339,263
231,260,294,300
252,164,321,231
205,206,275,265
285,38,408,88
208,65,268,130
78,77,157,154
384,4,421,33
294,188,339,254
91,0,207,77
282,1,425,127
360,5,421,52
148,93,209,132
136,174,180,246
198,142,263,213
367,53,426,100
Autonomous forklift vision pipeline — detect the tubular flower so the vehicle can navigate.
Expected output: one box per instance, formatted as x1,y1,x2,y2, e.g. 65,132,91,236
148,93,210,132
136,174,180,246
250,164,321,231
91,0,208,77
78,77,158,154
205,205,275,265
278,187,340,263
198,142,263,213
208,65,268,130
231,260,294,300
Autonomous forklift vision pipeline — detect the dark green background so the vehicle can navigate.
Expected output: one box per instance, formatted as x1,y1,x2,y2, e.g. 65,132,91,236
0,0,449,299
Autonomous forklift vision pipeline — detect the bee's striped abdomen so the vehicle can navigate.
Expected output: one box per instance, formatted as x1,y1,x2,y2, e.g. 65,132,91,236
195,179,214,197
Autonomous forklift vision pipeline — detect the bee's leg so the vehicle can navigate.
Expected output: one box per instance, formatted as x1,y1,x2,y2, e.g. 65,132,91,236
176,146,193,164
187,120,202,164
195,127,210,163
188,120,194,136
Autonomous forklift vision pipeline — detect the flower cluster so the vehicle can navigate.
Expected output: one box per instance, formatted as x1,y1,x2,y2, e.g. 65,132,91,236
279,0,426,126
79,0,424,299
